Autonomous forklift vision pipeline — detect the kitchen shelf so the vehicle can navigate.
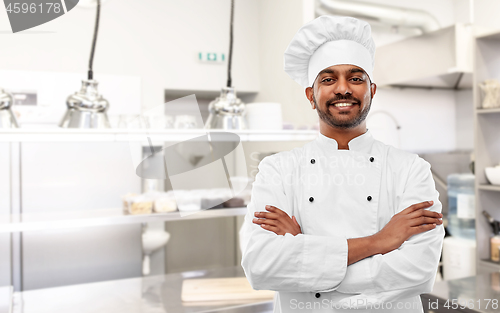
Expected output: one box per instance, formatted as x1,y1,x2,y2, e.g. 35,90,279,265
476,107,500,114
0,207,248,233
473,29,500,275
478,184,500,192
164,88,258,99
478,259,500,272
479,258,500,266
0,129,318,143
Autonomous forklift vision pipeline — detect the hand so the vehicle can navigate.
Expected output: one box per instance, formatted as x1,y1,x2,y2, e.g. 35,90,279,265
252,205,302,236
374,200,443,254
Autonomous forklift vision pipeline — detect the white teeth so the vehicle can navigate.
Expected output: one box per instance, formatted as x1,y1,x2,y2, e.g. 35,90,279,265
334,102,353,107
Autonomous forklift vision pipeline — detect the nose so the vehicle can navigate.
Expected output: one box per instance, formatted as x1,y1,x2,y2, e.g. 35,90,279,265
333,78,351,95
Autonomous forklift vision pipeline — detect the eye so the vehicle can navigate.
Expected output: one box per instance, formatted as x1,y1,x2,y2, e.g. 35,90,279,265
321,78,334,83
351,77,364,82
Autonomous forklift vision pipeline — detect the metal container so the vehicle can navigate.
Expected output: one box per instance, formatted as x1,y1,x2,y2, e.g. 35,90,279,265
59,80,110,128
205,87,246,130
0,88,19,128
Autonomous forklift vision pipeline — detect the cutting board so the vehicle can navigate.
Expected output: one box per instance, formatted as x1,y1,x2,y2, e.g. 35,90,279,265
181,277,275,302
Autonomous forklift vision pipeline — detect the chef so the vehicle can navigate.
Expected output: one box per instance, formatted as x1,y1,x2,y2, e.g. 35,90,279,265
239,16,445,313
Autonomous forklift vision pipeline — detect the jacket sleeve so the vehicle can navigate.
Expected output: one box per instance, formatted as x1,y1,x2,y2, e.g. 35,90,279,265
239,154,349,292
333,156,445,304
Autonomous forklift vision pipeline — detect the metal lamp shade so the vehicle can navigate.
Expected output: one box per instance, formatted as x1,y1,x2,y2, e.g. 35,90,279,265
0,88,19,128
205,87,246,130
59,80,110,128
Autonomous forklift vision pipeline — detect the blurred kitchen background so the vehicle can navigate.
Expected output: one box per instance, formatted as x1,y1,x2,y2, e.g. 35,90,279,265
1,0,500,312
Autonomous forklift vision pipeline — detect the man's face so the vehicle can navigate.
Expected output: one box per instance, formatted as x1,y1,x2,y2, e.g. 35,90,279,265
306,64,376,130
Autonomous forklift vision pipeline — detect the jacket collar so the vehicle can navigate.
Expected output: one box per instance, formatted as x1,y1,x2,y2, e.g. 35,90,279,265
316,129,375,153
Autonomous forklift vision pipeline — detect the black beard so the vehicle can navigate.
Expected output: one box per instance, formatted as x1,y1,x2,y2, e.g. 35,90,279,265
314,94,371,129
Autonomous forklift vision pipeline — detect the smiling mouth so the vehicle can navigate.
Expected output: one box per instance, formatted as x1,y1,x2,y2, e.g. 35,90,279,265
329,102,359,108
333,102,356,107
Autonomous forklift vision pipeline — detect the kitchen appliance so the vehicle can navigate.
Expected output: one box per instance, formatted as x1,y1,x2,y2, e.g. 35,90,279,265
205,0,247,130
205,87,246,129
59,80,110,128
373,24,472,89
60,0,111,128
0,88,19,128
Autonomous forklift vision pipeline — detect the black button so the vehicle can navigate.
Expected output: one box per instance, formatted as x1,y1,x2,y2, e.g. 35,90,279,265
367,196,372,201
309,197,314,202
311,159,315,164
370,157,374,162
315,293,321,298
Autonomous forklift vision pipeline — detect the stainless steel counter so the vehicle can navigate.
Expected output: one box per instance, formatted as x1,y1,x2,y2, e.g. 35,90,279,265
12,266,273,313
421,272,500,313
13,265,500,313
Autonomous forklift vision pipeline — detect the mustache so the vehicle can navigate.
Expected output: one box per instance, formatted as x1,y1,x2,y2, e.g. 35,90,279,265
326,95,361,106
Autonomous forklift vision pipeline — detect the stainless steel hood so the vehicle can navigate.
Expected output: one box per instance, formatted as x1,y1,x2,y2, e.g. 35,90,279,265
318,0,440,34
373,24,473,90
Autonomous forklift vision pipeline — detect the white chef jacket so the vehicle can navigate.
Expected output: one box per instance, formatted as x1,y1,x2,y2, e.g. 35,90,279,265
239,129,445,313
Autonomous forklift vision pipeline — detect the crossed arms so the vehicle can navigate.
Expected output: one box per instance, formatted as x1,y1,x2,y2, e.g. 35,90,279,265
253,201,442,266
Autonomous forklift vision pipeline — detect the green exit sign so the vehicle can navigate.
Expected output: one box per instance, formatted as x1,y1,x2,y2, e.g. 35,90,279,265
198,52,226,63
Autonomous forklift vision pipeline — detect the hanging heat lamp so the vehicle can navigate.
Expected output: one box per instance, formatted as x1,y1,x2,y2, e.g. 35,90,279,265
0,88,19,128
60,0,110,128
205,0,247,130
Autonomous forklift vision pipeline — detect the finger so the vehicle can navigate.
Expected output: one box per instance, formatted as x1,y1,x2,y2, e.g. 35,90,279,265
409,216,443,227
254,211,280,219
405,201,434,214
409,223,437,236
400,201,434,215
253,218,280,227
408,208,443,219
260,224,282,235
265,205,286,215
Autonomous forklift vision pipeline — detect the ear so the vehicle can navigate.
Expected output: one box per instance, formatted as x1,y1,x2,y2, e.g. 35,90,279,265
305,87,316,109
370,83,377,98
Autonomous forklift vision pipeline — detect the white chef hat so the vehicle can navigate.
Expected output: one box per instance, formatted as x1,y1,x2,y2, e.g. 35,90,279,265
284,16,376,88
